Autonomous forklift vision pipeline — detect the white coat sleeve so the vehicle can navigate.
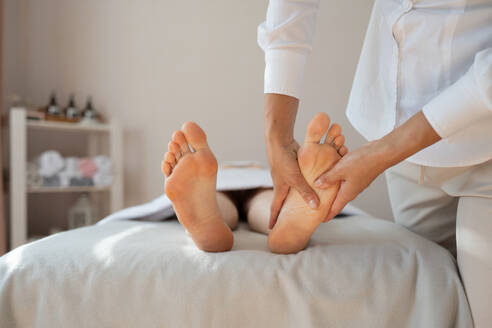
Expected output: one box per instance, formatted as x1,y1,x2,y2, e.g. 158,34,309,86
257,0,320,99
423,47,492,138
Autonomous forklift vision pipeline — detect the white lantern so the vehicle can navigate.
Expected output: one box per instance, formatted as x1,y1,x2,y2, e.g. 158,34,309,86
68,194,96,229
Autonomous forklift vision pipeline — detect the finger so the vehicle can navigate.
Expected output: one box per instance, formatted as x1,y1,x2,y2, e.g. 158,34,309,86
332,135,345,151
326,182,355,220
325,123,341,145
338,145,348,157
291,175,320,209
269,186,290,229
314,164,343,189
304,112,331,144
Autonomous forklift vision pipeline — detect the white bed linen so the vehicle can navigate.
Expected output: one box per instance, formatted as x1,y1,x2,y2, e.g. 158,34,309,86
0,216,471,327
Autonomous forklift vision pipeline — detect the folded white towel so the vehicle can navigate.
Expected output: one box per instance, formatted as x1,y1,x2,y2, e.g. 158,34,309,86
42,175,60,187
93,172,112,186
64,157,81,175
59,157,81,187
93,155,112,174
37,150,64,177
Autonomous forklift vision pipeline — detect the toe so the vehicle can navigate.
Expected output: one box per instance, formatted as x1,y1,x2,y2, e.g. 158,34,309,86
168,141,182,160
161,160,172,177
172,131,191,154
304,112,331,144
325,123,342,145
332,135,345,151
164,152,177,167
339,145,348,156
182,121,209,151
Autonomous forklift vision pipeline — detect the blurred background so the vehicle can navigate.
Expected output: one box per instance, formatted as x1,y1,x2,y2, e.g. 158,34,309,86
2,0,391,249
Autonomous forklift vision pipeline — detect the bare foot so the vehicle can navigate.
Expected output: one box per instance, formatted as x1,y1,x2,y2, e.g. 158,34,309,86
268,113,347,254
162,122,233,252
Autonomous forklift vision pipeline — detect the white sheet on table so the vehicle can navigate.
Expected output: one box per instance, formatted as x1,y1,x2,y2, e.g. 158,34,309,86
98,166,366,224
0,216,471,327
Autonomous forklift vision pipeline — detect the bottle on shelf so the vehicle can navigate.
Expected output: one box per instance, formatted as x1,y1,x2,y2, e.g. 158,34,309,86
45,92,63,121
64,94,81,122
80,97,100,125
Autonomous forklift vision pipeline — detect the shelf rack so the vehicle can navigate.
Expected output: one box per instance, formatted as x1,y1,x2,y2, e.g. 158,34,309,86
26,120,111,133
9,107,124,249
27,186,112,193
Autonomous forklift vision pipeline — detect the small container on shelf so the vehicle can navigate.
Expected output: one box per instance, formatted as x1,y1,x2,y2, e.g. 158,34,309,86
68,194,97,229
40,92,101,124
64,94,81,122
80,97,101,125
43,92,65,122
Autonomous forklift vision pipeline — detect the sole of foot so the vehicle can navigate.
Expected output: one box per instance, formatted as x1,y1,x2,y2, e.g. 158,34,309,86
268,112,345,254
162,122,233,252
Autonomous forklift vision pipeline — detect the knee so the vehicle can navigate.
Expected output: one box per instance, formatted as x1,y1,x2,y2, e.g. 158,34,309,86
245,189,273,235
224,211,239,230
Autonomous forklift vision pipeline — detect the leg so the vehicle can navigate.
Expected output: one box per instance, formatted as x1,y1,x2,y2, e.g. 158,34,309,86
387,159,492,326
216,192,239,230
386,161,457,255
162,122,234,252
457,196,492,327
268,113,347,254
244,189,273,235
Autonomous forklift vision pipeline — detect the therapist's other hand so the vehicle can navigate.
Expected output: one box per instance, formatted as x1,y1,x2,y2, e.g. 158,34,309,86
313,111,442,220
314,141,387,221
266,139,319,229
264,93,319,229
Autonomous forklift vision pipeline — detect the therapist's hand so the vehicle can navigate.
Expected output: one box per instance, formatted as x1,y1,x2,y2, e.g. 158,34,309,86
266,139,320,228
314,141,387,221
264,94,319,229
314,111,441,220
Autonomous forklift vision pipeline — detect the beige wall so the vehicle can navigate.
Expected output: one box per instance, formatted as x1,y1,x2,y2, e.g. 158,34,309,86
3,0,392,221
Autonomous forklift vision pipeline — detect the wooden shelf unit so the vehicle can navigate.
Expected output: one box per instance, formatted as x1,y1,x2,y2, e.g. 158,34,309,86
9,107,124,249
26,120,111,133
27,186,112,193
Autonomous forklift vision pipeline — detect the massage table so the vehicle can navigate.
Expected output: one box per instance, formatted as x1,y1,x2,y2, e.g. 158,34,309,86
0,168,472,327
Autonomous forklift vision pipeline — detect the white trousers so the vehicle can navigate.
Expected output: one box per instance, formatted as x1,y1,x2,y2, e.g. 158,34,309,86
386,160,492,327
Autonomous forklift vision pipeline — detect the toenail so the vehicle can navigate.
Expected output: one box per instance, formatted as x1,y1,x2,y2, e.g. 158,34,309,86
309,199,318,209
314,179,323,187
